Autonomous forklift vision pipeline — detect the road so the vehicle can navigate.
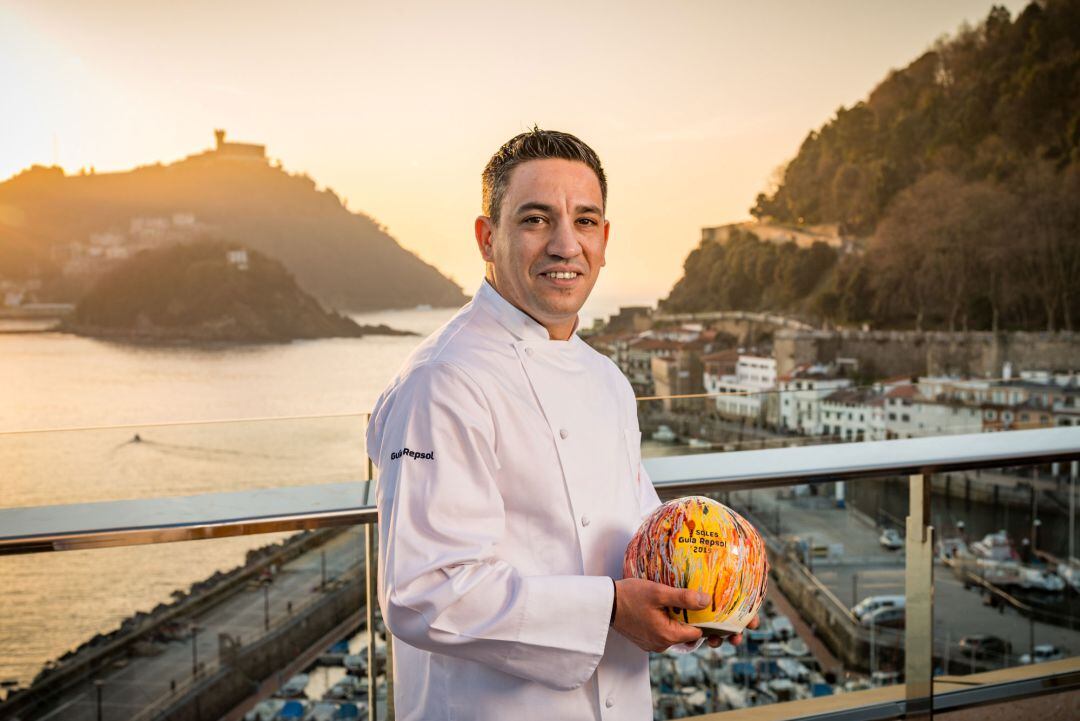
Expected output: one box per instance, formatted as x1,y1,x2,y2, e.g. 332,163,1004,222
29,527,366,721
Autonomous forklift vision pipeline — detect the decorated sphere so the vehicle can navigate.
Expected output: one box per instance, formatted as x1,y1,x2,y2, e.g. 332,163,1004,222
623,496,769,633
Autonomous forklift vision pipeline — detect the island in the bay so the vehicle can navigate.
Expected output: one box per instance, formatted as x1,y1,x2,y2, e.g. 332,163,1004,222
62,240,416,343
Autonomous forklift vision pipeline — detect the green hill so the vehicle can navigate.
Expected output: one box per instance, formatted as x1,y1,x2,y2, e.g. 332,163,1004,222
0,134,468,312
66,240,416,343
664,0,1080,332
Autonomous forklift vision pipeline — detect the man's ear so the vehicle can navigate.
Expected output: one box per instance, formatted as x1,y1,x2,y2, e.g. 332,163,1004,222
600,219,610,268
475,216,495,262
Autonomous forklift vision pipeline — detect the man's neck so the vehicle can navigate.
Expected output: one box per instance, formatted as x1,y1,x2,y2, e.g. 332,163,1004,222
484,277,578,341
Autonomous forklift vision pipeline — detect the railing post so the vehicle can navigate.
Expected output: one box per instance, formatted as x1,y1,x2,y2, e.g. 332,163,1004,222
365,452,379,721
905,472,934,719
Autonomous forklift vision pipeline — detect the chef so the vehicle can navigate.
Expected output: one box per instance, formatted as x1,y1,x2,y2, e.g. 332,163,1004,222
367,128,752,721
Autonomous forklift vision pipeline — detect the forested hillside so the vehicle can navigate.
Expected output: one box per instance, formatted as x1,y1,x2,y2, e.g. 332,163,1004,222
665,0,1080,331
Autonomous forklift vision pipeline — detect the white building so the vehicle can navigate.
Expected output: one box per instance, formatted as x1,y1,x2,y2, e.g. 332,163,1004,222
820,388,884,442
710,355,777,422
778,364,854,435
226,249,250,270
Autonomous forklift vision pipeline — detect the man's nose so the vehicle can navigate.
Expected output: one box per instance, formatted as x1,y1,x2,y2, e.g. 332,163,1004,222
546,217,582,259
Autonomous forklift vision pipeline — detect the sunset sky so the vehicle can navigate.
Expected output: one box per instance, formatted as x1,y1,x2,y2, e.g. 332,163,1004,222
1,0,1026,320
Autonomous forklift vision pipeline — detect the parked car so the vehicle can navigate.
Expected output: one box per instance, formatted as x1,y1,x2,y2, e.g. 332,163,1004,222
852,595,905,622
861,606,905,629
879,528,904,550
958,635,1012,659
1019,644,1066,664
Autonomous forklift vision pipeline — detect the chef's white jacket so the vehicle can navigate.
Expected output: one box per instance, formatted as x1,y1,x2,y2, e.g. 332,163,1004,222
367,279,661,721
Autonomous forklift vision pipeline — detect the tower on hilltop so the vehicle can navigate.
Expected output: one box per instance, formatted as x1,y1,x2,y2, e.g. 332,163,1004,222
209,129,266,160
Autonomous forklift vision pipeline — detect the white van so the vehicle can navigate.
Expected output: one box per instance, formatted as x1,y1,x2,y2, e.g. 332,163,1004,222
851,595,906,622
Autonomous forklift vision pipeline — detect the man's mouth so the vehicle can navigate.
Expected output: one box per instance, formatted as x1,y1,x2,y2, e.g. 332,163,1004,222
541,270,581,280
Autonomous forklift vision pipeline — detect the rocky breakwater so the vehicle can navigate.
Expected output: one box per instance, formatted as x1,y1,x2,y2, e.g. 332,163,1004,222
62,240,416,344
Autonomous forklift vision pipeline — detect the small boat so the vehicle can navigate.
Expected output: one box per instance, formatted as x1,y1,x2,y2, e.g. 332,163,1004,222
276,700,307,719
783,638,809,657
687,437,713,449
651,425,677,443
1018,566,1065,592
1056,559,1080,592
278,674,310,698
342,654,367,673
337,703,363,719
303,703,339,721
319,639,351,666
245,700,285,721
767,677,799,702
776,658,811,683
324,675,363,700
971,531,1018,562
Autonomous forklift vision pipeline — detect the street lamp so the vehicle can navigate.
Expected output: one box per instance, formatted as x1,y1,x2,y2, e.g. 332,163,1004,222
1032,518,1042,555
94,679,103,721
191,624,198,677
263,582,270,631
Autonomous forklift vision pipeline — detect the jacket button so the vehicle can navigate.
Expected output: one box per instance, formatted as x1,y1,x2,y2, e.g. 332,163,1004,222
605,696,614,708
525,347,534,357
581,515,591,527
559,428,569,439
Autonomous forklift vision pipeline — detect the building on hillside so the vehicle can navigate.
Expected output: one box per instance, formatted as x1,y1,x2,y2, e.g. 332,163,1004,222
226,249,250,271
1053,391,1080,426
213,129,266,159
820,387,883,442
777,364,854,435
624,338,682,397
650,341,705,412
604,306,653,334
708,355,777,423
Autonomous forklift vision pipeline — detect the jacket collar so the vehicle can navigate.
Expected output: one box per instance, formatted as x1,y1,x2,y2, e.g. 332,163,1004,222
474,279,580,343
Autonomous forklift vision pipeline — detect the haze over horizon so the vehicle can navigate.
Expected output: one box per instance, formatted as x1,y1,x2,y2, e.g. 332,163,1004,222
2,0,1026,320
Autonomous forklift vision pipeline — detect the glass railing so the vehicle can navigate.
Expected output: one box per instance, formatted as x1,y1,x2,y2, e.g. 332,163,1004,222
0,399,1077,721
0,414,369,509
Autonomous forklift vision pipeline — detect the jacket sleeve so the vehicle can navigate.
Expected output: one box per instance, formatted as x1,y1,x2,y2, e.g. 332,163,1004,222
368,362,614,691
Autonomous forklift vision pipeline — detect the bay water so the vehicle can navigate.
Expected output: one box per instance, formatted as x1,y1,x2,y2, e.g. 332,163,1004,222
0,306,456,686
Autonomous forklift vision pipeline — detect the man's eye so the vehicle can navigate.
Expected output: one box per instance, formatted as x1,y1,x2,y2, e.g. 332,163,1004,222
523,216,545,224
577,218,598,226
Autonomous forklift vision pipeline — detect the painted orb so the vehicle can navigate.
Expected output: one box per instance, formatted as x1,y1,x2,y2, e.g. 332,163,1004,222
623,496,769,633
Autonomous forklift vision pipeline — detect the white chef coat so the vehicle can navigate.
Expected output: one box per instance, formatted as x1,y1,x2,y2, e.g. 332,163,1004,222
366,279,662,721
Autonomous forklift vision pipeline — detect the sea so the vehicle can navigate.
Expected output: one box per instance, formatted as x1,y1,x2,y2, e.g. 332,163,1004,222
0,306,461,687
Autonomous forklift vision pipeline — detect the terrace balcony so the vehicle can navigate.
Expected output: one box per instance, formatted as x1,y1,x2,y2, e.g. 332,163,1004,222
1,398,1078,720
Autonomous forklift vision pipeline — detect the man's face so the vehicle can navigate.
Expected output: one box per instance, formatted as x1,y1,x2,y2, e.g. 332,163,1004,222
475,158,609,339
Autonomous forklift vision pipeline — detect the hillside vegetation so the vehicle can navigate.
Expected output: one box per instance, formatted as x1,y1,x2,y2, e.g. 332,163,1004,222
0,147,468,312
665,0,1080,331
67,241,415,343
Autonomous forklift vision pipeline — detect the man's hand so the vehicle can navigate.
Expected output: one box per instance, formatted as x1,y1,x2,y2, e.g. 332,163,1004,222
612,578,710,652
704,614,760,649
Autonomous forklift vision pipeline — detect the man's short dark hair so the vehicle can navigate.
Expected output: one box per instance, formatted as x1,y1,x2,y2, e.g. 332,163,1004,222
482,127,607,225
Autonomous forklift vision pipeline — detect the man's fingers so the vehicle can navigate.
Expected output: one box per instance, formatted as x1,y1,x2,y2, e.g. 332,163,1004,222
659,585,711,610
746,615,761,630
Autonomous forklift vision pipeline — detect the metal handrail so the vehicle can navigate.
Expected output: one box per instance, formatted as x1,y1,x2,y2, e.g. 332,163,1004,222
1,428,1077,555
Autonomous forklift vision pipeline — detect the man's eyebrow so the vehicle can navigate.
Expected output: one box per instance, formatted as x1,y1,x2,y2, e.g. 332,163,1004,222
514,202,555,216
513,202,603,216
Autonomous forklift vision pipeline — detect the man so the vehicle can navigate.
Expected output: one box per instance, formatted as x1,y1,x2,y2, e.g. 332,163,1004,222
367,129,751,720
